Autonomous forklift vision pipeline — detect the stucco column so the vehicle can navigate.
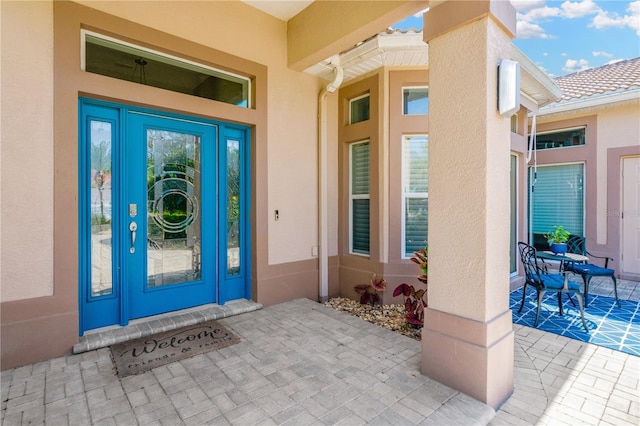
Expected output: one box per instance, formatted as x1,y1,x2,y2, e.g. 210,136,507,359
421,1,516,409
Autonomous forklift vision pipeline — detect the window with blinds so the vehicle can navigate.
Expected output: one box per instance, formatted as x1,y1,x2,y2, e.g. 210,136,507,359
350,141,370,255
402,135,428,257
529,163,584,250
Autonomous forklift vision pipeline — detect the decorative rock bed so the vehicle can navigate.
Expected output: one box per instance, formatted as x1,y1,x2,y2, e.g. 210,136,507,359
324,297,422,341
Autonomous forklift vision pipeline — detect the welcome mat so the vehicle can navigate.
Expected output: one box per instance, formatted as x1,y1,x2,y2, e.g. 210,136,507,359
510,288,640,357
110,321,240,377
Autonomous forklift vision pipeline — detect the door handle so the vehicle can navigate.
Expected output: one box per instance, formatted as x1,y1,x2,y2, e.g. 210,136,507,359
129,221,138,253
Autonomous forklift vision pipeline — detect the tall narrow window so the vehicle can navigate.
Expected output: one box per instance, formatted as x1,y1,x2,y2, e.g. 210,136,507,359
529,163,584,250
402,135,428,257
510,114,518,134
89,120,113,297
403,87,429,115
350,141,370,255
510,154,517,274
226,139,241,276
349,94,370,124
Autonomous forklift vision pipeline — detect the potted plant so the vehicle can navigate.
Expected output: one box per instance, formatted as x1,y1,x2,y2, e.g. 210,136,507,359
545,225,571,255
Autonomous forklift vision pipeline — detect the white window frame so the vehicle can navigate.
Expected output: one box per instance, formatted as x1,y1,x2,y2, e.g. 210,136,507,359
80,29,252,108
510,153,518,276
510,114,518,134
529,161,586,247
402,86,429,116
349,140,370,256
535,126,586,150
401,135,428,258
349,93,370,125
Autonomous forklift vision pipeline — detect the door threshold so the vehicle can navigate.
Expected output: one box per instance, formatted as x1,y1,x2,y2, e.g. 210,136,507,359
73,299,262,354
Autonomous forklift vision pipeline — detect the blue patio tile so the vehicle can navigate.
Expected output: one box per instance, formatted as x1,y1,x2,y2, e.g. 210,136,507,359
510,288,640,357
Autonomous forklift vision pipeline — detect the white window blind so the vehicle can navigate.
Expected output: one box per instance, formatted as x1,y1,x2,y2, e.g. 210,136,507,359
402,135,428,256
350,141,370,255
530,163,584,247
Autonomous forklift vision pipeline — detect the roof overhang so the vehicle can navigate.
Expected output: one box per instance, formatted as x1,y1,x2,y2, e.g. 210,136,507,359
537,87,640,118
304,29,428,83
511,45,563,110
304,31,562,111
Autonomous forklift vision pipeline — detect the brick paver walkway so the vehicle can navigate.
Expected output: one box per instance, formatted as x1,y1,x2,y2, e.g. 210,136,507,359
2,277,639,425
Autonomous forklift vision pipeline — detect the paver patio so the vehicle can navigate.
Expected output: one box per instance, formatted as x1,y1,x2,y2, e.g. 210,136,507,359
2,277,638,425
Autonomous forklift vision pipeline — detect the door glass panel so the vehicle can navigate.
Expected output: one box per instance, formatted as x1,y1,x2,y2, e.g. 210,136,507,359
90,120,113,296
147,130,201,287
227,139,240,276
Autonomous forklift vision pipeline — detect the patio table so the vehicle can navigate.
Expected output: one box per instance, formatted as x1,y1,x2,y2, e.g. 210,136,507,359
537,251,589,272
537,250,589,308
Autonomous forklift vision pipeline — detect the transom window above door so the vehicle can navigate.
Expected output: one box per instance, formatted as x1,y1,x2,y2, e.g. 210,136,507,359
81,30,251,108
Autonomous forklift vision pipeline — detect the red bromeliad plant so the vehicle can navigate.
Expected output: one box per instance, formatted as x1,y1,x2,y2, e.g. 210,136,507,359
354,274,387,306
393,246,428,327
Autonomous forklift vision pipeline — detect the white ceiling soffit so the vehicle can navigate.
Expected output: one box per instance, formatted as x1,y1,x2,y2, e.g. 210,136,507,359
241,0,314,21
304,30,428,83
305,32,561,109
241,1,561,108
511,45,563,108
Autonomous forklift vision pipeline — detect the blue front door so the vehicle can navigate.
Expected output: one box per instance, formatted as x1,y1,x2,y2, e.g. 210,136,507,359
126,112,217,319
79,100,250,334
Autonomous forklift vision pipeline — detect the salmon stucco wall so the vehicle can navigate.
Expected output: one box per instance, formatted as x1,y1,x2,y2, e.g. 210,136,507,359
427,17,511,321
595,103,640,245
1,1,54,302
536,102,640,280
78,0,327,267
1,0,334,367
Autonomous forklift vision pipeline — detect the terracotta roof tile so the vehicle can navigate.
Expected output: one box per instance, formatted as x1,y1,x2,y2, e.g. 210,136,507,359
554,57,640,101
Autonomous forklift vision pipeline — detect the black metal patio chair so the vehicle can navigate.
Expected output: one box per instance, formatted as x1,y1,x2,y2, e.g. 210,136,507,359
564,235,620,308
518,242,588,331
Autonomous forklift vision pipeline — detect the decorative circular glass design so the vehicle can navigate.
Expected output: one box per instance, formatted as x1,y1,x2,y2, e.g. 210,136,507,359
148,177,199,233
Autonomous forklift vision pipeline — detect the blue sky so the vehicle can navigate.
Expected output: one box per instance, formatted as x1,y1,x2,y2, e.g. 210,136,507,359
392,0,640,77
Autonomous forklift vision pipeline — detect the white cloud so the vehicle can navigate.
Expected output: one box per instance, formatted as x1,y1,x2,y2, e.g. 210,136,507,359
520,6,561,22
513,0,599,39
562,58,591,73
561,0,600,19
592,10,626,29
510,0,547,13
592,50,613,58
606,58,626,65
517,20,551,39
514,0,640,40
561,52,568,56
591,0,640,35
543,52,549,56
